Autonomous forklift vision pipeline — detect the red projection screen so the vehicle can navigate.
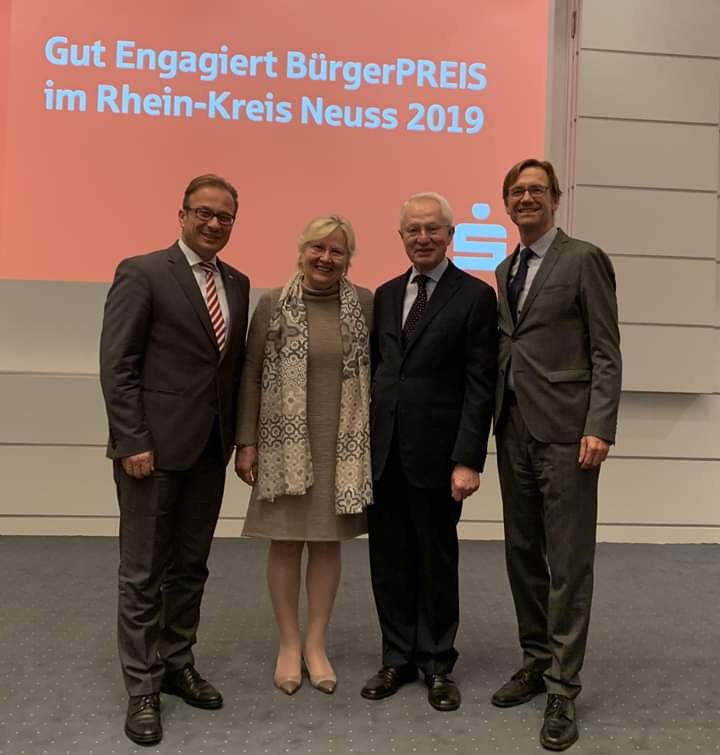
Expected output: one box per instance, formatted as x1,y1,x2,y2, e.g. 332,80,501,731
0,0,550,289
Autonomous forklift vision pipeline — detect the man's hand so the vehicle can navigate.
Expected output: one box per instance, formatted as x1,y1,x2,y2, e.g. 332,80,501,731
121,451,154,479
235,445,258,485
578,435,609,469
451,463,480,502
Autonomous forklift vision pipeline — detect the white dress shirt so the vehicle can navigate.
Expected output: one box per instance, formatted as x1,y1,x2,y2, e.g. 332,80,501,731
508,226,558,320
401,257,449,325
178,238,230,334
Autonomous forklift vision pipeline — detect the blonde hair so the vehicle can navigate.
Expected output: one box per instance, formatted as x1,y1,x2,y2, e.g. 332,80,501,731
297,214,357,271
400,192,454,227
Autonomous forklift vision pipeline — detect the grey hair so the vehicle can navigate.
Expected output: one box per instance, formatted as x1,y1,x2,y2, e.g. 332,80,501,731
400,192,454,226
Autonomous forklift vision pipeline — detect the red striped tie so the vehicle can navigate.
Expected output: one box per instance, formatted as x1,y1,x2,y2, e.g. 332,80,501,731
199,261,226,350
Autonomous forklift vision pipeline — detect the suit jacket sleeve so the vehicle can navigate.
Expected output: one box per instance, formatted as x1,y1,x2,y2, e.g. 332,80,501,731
99,258,154,458
451,283,498,472
580,246,622,442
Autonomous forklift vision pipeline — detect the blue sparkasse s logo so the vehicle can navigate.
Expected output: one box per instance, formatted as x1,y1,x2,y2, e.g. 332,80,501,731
452,203,507,271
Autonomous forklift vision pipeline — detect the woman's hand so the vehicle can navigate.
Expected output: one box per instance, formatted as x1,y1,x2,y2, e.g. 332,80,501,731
235,444,258,485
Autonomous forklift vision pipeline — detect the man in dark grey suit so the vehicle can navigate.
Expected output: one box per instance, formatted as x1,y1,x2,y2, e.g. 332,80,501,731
100,174,249,746
492,159,621,751
361,192,497,712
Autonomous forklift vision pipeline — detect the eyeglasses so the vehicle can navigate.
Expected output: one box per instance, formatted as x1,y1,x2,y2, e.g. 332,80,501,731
185,206,236,227
401,224,450,239
306,243,347,259
508,185,551,199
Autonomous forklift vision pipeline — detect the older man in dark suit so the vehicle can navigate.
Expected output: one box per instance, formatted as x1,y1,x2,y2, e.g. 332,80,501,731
492,159,621,751
100,174,249,746
361,192,497,712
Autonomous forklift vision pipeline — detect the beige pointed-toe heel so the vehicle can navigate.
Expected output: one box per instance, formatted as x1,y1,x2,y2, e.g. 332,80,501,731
274,653,302,695
274,675,302,695
302,656,337,695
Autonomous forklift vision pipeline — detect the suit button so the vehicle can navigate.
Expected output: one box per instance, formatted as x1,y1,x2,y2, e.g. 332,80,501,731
399,374,405,381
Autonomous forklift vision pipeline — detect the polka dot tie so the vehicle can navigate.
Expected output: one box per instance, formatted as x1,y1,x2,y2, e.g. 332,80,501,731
402,274,429,346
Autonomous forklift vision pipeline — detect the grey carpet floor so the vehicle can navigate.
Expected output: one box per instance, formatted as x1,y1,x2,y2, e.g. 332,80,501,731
0,537,718,755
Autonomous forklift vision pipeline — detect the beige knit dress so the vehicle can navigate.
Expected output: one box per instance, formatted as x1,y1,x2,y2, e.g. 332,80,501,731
236,282,373,541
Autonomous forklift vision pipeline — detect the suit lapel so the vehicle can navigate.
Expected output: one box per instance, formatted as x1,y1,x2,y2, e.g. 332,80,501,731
515,229,569,328
168,243,218,350
497,244,518,327
389,270,410,345
403,261,462,355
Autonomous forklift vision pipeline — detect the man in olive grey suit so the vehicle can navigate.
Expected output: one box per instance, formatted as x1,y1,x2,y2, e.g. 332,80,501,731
100,174,249,746
492,159,621,751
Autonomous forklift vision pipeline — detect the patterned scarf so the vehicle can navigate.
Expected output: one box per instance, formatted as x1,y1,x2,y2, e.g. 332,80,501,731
256,273,373,514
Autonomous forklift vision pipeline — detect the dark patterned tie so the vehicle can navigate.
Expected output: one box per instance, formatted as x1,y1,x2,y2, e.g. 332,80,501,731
507,247,533,324
402,274,429,346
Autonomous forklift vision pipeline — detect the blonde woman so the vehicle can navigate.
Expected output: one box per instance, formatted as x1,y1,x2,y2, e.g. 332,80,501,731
235,215,372,695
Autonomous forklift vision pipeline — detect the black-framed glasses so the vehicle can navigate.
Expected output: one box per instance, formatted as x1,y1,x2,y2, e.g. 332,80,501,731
508,185,550,199
185,206,236,226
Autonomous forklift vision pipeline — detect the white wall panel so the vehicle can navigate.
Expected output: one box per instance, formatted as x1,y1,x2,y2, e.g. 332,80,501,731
581,0,720,58
600,457,720,525
461,463,503,522
575,119,719,191
0,444,252,518
460,522,720,543
613,257,716,326
0,374,106,444
614,393,720,460
578,51,720,124
0,445,114,516
2,516,716,543
4,448,719,541
0,282,265,375
7,377,720,462
573,186,717,258
0,281,107,374
620,324,715,393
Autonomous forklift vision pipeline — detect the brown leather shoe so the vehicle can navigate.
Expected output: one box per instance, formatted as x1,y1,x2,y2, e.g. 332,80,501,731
491,667,546,707
125,694,162,746
540,694,578,750
426,673,461,711
161,664,223,709
360,664,418,700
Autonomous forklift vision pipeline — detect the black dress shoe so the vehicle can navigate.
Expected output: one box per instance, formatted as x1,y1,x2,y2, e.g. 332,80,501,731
360,664,418,700
540,694,578,751
125,694,162,746
425,673,461,711
491,667,546,707
161,664,223,709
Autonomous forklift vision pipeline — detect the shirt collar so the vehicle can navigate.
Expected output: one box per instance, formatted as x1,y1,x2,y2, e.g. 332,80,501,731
522,226,558,259
178,238,218,268
410,256,448,284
